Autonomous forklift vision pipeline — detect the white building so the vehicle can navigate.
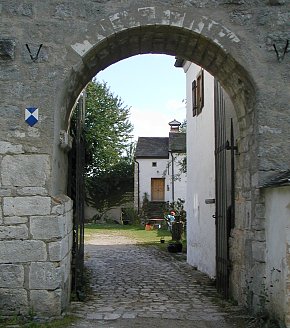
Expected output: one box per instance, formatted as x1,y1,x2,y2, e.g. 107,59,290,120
134,120,186,217
176,59,237,279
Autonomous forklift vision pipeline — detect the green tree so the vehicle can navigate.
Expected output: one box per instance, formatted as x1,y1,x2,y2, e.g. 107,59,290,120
81,80,135,217
84,80,134,175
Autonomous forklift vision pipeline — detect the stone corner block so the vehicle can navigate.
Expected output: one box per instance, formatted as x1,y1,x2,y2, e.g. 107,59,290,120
51,195,72,214
48,235,70,261
65,210,73,234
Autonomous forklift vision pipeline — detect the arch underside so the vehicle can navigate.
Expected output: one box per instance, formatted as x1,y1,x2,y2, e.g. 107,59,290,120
62,25,255,129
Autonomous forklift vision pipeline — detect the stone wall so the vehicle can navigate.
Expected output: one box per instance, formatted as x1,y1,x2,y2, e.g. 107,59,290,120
0,159,73,317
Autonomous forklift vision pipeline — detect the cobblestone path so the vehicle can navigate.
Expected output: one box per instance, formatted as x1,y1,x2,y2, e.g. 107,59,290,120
69,234,250,328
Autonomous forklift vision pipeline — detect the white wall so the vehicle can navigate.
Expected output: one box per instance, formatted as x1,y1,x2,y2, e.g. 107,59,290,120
171,153,187,203
135,155,186,208
185,62,216,278
85,203,123,222
137,158,168,204
85,197,134,223
264,186,290,323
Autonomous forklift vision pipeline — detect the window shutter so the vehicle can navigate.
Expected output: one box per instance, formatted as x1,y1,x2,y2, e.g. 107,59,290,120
192,80,197,117
196,69,204,115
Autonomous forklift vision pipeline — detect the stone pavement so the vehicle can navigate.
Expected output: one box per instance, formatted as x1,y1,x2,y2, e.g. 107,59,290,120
68,234,250,328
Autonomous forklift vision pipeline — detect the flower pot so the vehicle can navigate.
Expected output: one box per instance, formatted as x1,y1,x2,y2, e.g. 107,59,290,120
145,224,151,231
167,242,182,253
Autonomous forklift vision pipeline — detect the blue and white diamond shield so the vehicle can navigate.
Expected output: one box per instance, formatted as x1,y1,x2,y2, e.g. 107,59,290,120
25,107,39,127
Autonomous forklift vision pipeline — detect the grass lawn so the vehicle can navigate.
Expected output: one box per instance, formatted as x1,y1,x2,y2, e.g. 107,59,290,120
84,223,187,254
0,315,77,328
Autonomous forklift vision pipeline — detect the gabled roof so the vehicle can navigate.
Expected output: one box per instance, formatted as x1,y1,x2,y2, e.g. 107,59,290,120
169,132,186,153
135,137,169,159
262,170,290,188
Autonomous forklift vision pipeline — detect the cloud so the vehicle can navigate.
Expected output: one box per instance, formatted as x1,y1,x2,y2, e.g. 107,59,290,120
165,99,186,112
130,103,186,140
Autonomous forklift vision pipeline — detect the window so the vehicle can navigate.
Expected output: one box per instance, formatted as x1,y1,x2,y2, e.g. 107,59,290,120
192,68,204,117
152,162,157,167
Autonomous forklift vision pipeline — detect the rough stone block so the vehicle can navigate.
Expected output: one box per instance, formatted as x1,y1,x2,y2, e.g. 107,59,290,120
0,264,24,287
255,203,265,218
51,195,72,215
0,39,16,60
48,235,69,261
269,0,285,5
30,289,62,316
0,240,47,263
65,210,73,234
5,3,33,17
0,224,28,240
51,203,65,215
61,253,71,282
3,196,51,216
0,204,3,225
29,262,62,290
48,240,62,262
252,217,266,230
30,215,65,240
68,230,73,251
64,197,73,212
17,187,48,196
0,188,12,196
0,288,28,315
0,141,23,154
3,216,28,225
1,155,50,187
255,230,266,242
252,241,266,263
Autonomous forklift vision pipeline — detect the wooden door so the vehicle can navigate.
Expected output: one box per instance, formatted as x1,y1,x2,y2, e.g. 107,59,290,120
151,178,165,201
214,79,236,298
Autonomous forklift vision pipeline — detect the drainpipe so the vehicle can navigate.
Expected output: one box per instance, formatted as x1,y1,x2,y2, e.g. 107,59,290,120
170,152,175,203
134,158,140,213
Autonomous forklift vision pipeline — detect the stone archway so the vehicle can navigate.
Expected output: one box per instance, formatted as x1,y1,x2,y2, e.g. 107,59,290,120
1,1,289,322
55,11,257,311
60,25,256,130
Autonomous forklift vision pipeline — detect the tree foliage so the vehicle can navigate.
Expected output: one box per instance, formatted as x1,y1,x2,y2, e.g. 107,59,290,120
84,80,134,175
79,80,135,215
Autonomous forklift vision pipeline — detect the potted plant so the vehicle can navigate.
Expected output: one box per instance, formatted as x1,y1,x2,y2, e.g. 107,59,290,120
163,199,186,253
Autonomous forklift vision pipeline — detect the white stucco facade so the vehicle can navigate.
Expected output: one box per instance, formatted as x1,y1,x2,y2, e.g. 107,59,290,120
264,186,290,324
183,60,237,279
184,62,216,278
135,155,186,209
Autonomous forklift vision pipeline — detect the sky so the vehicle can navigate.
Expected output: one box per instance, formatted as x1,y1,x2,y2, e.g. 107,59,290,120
95,54,186,141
